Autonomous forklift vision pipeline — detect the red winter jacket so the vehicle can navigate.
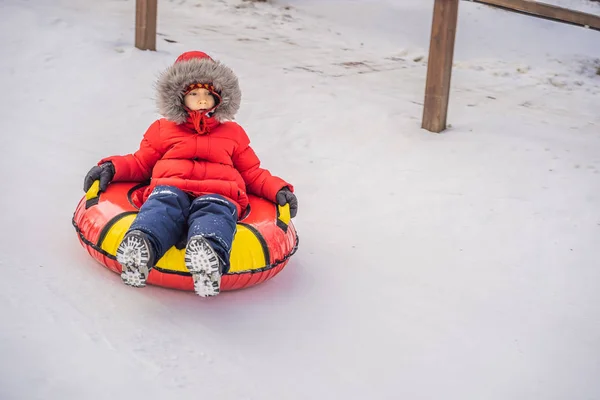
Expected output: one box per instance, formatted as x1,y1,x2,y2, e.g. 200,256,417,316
99,116,292,217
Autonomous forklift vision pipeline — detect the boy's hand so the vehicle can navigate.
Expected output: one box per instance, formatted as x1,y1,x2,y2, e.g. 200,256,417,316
83,162,115,193
276,188,298,218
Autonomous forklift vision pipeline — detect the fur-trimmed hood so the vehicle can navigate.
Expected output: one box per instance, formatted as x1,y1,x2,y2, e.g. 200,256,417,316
156,51,241,124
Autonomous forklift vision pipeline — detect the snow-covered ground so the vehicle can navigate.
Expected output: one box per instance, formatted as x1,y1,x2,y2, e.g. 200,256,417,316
1,0,599,399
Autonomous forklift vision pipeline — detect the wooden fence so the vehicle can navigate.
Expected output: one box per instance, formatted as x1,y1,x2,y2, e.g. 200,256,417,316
422,0,600,133
469,0,600,31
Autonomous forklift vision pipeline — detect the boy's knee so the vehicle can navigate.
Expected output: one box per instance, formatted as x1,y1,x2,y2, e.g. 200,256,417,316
144,185,191,215
193,194,236,213
149,185,186,199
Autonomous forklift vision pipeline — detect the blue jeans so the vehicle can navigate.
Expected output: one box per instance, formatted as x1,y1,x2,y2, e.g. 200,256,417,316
128,185,238,273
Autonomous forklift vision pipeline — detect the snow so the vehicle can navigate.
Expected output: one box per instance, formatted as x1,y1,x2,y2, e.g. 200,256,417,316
1,0,599,399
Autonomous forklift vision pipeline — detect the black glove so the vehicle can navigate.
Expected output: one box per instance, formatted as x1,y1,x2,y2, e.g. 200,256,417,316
83,162,115,193
276,187,298,218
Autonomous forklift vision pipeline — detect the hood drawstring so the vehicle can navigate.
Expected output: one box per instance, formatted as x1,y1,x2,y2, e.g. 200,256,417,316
188,109,212,135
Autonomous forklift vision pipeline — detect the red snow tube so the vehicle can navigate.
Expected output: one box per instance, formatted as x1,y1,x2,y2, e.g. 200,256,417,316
72,181,298,292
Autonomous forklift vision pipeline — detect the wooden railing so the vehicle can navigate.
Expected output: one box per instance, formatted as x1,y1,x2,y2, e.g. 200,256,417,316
423,0,600,133
468,0,600,31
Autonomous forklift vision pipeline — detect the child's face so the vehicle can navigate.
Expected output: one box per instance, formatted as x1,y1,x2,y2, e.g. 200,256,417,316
184,88,216,111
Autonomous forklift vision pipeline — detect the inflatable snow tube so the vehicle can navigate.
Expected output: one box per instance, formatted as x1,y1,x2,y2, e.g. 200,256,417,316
72,181,298,292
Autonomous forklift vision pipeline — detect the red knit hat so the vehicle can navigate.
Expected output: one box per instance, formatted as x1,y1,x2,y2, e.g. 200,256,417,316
175,51,213,63
175,51,220,101
183,82,217,96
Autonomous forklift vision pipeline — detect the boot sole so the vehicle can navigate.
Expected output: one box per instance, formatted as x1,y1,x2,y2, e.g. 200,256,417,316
116,234,151,288
185,236,221,297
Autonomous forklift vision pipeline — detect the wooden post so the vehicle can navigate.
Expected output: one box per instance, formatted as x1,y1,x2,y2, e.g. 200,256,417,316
135,0,158,51
422,0,459,133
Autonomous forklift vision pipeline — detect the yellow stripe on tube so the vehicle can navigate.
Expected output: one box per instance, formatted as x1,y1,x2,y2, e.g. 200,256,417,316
228,225,267,273
278,204,291,226
86,180,100,201
85,180,101,208
100,214,137,256
156,247,187,273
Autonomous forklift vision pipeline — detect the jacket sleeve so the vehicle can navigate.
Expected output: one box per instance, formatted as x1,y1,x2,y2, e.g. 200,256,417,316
232,125,293,202
98,120,163,182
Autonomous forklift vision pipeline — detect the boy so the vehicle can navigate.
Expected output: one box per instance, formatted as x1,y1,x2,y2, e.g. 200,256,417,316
83,51,297,297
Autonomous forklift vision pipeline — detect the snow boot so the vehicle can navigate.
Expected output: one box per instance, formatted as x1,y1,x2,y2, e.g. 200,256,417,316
116,230,155,288
185,235,223,297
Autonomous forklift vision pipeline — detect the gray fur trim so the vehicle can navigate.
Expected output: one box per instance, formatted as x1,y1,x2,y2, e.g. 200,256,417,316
156,58,241,123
